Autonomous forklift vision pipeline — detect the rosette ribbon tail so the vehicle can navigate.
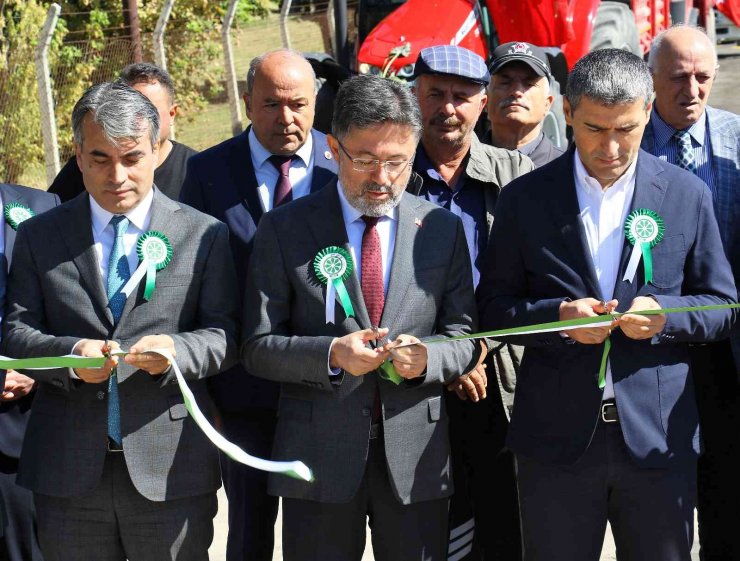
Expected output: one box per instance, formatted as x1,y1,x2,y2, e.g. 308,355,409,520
333,278,354,320
640,241,653,284
623,243,642,283
121,260,149,298
143,260,157,301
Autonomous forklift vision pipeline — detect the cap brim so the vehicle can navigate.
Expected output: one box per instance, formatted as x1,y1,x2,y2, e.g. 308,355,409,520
491,55,549,78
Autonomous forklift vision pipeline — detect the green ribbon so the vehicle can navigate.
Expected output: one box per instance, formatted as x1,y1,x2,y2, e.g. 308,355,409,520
640,241,653,284
378,360,404,385
144,260,157,300
332,277,355,320
598,338,611,389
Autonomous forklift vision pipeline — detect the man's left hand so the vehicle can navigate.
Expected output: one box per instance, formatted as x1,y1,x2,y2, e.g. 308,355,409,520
124,335,176,376
447,341,488,402
617,296,666,340
384,335,428,379
1,370,36,401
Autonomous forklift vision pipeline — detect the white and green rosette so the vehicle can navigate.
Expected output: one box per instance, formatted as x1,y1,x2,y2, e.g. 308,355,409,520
4,202,35,230
622,209,664,285
121,231,173,301
314,246,355,324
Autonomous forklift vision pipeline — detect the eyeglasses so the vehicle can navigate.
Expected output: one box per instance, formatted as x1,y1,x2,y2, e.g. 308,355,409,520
337,141,412,175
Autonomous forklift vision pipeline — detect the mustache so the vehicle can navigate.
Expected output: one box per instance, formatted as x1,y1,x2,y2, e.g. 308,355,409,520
361,182,392,194
430,115,463,127
498,97,530,110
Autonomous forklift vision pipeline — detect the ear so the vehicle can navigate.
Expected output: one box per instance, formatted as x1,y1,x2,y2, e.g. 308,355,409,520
543,92,554,114
326,134,341,162
563,97,573,126
478,92,488,117
75,142,83,170
243,93,252,119
168,103,179,120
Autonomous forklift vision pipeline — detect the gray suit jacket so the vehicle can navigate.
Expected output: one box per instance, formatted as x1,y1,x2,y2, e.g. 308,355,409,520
2,190,239,501
241,182,478,505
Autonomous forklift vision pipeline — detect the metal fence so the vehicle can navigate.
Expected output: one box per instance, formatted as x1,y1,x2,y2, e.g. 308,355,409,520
0,1,350,190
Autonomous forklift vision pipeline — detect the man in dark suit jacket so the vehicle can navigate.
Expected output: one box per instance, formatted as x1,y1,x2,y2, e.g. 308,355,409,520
179,49,337,561
242,75,478,560
478,50,736,561
642,25,740,560
2,82,238,561
0,183,58,561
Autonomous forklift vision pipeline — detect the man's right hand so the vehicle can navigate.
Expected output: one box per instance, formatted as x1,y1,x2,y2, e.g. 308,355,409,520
560,298,618,344
73,339,120,383
329,328,390,376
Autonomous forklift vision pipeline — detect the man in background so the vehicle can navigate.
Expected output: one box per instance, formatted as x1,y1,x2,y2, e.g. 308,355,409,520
49,62,196,202
643,25,740,560
180,49,337,561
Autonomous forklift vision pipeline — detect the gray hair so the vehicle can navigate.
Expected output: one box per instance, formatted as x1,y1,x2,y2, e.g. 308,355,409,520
246,49,317,97
72,82,160,148
566,49,654,111
647,24,718,71
332,75,422,141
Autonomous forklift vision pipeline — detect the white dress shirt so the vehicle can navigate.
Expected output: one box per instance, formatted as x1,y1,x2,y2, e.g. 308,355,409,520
89,188,153,280
336,181,397,295
573,149,637,400
249,128,314,212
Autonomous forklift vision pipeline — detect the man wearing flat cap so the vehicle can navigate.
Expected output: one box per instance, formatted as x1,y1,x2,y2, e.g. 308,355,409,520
410,44,533,561
487,42,565,167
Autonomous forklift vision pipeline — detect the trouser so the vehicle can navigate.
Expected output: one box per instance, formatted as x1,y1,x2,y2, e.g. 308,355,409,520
34,453,217,561
282,436,448,561
691,340,740,561
0,453,43,561
516,417,696,561
219,409,279,561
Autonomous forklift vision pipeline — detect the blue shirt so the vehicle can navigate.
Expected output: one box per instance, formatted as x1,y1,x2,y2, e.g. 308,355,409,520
414,147,487,288
650,109,717,197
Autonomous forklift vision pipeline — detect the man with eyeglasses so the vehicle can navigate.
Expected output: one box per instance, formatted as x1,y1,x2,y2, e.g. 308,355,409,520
241,74,479,560
409,45,533,561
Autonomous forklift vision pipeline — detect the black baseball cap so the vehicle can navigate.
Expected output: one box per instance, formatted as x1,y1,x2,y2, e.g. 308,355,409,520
490,42,551,79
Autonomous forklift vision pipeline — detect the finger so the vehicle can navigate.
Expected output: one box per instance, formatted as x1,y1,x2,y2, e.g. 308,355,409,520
360,328,389,343
454,385,467,400
472,373,487,397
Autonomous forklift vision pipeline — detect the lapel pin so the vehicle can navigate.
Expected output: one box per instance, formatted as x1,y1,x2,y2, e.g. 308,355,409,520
415,217,423,228
324,150,332,160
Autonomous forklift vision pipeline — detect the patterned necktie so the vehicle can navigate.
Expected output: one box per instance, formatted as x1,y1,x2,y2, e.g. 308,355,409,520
268,155,295,208
106,215,130,446
674,130,698,175
361,216,385,423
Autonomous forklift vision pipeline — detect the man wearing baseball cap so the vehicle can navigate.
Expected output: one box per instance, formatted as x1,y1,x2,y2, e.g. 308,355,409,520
487,41,564,167
410,44,533,561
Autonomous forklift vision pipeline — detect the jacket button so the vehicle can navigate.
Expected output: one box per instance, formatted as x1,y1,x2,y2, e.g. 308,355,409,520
52,379,64,387
96,391,105,400
362,407,371,417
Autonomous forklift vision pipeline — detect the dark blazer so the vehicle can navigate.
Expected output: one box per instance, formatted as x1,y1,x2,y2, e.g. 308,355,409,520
241,182,479,505
527,133,566,168
180,127,337,412
477,148,737,468
0,183,59,459
2,190,239,501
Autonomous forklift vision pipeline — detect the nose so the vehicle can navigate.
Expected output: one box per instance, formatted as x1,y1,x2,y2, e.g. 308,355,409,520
441,94,456,117
109,162,127,186
277,105,294,126
686,75,700,99
601,134,620,158
369,161,391,183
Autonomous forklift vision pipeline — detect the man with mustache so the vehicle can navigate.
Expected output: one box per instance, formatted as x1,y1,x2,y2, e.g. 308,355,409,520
478,48,736,561
642,25,740,560
409,45,533,561
487,42,565,167
242,74,479,560
179,49,337,561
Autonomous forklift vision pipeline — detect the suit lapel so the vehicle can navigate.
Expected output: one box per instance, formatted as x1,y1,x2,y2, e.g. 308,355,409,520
380,193,418,331
0,184,23,268
309,130,337,193
229,129,264,224
613,153,668,303
60,193,113,326
306,182,371,329
546,150,602,298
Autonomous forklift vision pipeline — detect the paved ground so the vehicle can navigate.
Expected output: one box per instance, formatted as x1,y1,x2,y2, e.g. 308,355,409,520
208,47,739,561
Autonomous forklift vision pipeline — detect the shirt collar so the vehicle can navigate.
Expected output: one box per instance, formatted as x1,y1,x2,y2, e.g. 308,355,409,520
248,127,313,168
336,181,398,227
90,187,154,236
573,148,638,196
652,108,707,148
518,131,544,157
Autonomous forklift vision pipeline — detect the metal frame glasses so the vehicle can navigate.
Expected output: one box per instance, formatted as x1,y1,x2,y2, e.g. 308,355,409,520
336,141,412,175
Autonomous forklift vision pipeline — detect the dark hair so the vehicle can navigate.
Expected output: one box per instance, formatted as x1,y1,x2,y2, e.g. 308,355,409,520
72,82,159,148
119,62,176,103
566,49,653,111
332,75,422,141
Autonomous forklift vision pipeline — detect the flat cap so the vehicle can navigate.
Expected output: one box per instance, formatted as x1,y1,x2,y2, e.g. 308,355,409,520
413,45,490,86
490,42,551,79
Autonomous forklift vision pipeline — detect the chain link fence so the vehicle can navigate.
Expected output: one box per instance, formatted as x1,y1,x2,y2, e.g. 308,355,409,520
0,2,354,190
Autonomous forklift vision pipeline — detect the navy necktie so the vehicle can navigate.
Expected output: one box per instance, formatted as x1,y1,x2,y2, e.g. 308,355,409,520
106,215,130,446
268,155,296,208
674,130,698,175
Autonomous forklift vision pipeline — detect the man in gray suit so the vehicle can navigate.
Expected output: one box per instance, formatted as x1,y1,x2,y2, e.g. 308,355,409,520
242,75,479,560
2,82,239,561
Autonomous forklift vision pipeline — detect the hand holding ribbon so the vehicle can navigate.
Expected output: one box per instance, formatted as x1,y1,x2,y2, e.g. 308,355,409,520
559,298,618,344
74,339,120,383
617,296,666,340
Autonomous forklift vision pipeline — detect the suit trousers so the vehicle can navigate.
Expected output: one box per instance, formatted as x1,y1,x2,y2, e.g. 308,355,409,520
34,453,217,561
691,340,740,561
282,436,448,561
446,387,521,561
218,409,279,561
0,453,43,561
516,418,696,561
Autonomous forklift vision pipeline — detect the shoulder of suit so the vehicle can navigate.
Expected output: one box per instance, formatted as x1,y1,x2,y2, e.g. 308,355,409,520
188,131,246,163
638,149,709,199
705,105,740,135
171,140,198,158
